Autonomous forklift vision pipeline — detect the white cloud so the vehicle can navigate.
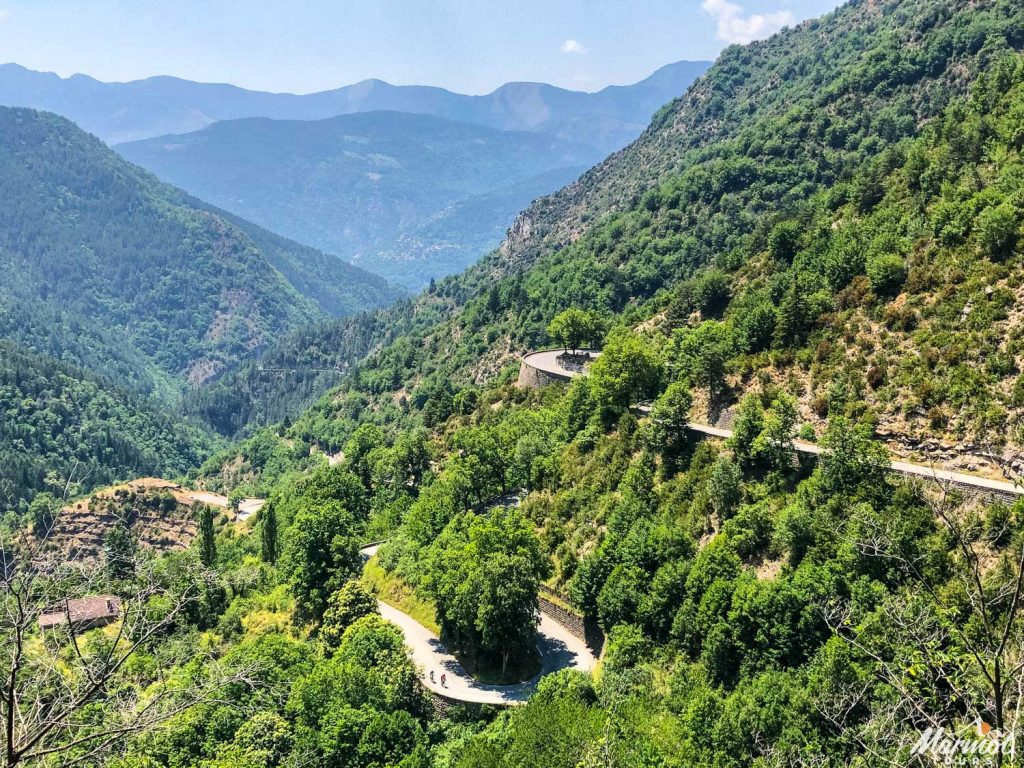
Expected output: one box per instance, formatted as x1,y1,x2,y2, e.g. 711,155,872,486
560,39,587,55
0,9,9,22
701,0,795,45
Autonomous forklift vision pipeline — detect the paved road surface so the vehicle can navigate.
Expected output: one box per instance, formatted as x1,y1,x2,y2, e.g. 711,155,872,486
360,544,597,705
682,420,1024,498
236,498,266,522
514,352,1024,498
520,350,599,381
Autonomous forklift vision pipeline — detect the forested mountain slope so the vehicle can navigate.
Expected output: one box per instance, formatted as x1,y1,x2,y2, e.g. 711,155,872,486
196,0,1024,456
497,0,1024,274
201,206,401,318
0,108,397,393
117,112,597,289
179,12,1024,763
0,60,710,150
0,341,212,514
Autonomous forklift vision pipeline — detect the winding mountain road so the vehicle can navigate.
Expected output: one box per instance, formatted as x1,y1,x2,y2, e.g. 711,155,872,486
360,544,597,706
520,351,1024,500
358,350,1023,707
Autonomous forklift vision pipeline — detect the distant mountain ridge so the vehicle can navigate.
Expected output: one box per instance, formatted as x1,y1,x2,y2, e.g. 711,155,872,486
116,111,599,289
0,60,711,151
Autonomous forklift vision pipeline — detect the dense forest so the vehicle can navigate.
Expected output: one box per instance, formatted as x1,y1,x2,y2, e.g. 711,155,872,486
0,341,212,514
0,107,398,394
0,107,398,513
30,349,1024,766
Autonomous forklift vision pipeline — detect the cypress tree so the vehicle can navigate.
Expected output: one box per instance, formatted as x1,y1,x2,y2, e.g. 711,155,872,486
261,505,279,564
773,272,807,348
104,523,137,580
198,505,217,568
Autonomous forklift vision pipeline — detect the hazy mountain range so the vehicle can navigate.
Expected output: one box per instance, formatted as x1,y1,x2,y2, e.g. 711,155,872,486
0,59,712,288
0,60,710,151
116,111,598,289
0,60,709,288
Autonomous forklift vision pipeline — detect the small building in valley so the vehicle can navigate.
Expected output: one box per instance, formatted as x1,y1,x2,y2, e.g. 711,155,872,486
38,596,121,633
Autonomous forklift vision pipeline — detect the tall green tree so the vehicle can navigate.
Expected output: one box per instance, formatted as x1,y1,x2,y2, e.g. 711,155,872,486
817,416,890,498
754,394,798,474
773,272,808,348
977,202,1019,259
260,504,279,564
103,522,137,580
546,308,607,353
646,380,694,469
588,328,663,421
670,321,734,405
320,580,377,652
478,553,541,681
345,423,385,490
28,492,59,538
708,455,742,520
282,502,361,623
768,220,802,262
729,394,765,470
426,506,549,680
198,505,217,568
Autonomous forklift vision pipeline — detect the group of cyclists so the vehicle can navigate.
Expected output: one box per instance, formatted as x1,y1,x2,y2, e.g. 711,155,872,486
428,670,447,688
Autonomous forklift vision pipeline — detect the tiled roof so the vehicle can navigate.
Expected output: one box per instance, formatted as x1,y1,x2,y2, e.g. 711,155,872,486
38,596,121,629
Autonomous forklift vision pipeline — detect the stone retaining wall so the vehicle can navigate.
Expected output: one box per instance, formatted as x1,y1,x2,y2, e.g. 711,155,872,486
517,350,600,389
538,586,604,657
901,475,1019,504
516,360,567,388
539,596,587,638
426,690,489,715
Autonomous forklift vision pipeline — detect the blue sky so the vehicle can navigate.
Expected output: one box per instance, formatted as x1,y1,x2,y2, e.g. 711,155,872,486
0,0,843,94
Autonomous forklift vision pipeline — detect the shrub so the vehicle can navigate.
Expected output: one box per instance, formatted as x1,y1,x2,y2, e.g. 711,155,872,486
977,203,1019,259
866,254,907,295
604,623,654,670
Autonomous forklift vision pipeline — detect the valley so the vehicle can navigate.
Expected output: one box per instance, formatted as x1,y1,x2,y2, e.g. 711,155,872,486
116,112,599,290
0,108,397,387
5,1,1024,766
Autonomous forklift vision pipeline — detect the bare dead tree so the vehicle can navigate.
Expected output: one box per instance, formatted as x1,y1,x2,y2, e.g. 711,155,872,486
0,480,253,767
829,478,1024,766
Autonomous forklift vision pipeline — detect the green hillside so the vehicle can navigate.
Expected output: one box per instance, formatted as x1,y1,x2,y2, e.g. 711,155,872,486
200,0,1024,454
495,0,1024,276
205,206,402,319
0,341,213,514
166,3,1024,760
0,107,398,393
